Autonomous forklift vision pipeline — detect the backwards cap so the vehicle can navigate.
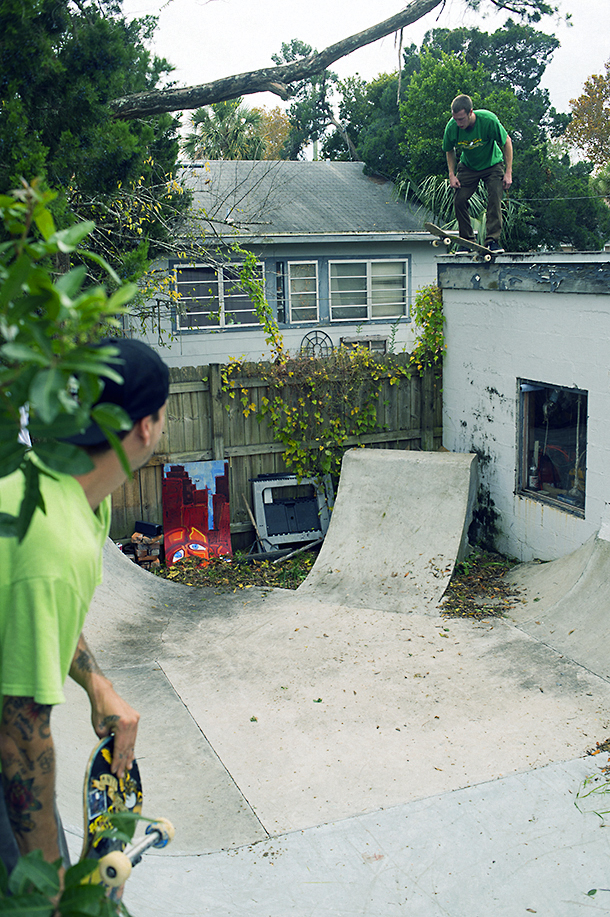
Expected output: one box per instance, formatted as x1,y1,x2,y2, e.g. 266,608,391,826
66,338,170,446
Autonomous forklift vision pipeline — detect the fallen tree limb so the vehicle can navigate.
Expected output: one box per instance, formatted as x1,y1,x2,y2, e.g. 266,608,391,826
110,0,443,119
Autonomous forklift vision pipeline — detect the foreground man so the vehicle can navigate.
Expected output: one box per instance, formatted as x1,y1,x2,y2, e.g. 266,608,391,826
0,338,169,873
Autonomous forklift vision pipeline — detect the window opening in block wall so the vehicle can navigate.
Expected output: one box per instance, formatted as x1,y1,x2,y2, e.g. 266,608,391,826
518,380,587,515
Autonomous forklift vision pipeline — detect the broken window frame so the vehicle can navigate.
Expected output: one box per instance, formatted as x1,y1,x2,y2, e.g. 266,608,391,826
517,379,587,516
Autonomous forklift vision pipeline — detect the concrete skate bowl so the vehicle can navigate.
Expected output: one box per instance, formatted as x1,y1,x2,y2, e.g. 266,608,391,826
298,448,478,612
508,533,610,681
53,463,610,867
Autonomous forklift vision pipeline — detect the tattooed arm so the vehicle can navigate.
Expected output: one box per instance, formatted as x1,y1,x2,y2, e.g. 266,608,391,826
0,697,60,861
69,634,140,779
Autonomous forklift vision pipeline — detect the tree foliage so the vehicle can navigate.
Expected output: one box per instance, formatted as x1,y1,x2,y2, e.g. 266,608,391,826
0,0,188,285
271,39,339,159
318,18,610,251
107,0,563,120
400,50,521,184
182,99,267,161
565,60,610,171
253,107,293,160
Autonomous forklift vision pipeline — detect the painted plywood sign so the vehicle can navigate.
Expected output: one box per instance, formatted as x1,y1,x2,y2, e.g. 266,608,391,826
162,460,232,566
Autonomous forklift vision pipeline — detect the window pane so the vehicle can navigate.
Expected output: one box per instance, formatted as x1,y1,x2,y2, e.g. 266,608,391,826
223,264,263,327
371,262,406,318
519,381,587,513
176,267,220,329
289,263,318,322
332,305,368,321
330,263,367,315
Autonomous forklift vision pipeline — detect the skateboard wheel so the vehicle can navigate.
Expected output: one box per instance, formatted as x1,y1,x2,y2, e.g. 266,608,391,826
484,254,493,262
443,237,452,246
99,850,132,887
431,239,441,247
146,817,175,848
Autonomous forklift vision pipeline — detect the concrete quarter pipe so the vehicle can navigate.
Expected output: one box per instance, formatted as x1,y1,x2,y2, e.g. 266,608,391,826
298,448,478,611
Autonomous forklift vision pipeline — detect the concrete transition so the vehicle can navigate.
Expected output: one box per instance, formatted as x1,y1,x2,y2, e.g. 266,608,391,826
508,531,610,680
51,449,610,917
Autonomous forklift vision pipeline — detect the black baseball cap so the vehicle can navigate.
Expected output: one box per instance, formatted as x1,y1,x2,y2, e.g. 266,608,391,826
65,338,170,446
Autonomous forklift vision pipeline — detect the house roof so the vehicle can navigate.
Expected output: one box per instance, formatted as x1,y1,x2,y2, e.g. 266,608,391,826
182,160,425,239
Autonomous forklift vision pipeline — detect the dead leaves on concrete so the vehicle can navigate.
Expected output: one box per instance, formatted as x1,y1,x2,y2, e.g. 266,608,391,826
441,549,520,619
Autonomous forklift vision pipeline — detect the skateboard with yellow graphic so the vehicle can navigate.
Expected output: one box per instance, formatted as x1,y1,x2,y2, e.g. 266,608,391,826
81,735,174,898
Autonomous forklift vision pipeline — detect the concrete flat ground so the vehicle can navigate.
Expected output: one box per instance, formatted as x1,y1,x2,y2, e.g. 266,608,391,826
53,451,610,915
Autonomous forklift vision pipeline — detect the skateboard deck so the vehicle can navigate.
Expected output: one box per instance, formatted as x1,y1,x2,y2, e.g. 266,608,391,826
81,735,174,896
424,222,498,262
81,735,143,898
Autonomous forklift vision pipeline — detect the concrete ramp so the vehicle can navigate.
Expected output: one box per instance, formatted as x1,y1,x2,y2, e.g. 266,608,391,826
298,448,478,612
509,532,610,679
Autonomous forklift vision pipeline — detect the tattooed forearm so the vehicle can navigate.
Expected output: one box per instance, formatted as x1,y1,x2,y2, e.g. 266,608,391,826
71,648,103,676
0,696,59,860
2,771,43,838
1,697,51,744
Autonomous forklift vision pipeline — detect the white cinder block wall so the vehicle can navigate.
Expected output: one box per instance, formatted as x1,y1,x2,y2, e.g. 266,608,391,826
440,253,610,561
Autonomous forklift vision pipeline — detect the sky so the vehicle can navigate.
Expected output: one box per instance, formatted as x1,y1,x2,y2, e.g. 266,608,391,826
121,0,608,116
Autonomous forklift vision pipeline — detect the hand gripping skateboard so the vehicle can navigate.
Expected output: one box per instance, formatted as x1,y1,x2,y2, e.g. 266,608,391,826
81,735,174,897
424,222,497,262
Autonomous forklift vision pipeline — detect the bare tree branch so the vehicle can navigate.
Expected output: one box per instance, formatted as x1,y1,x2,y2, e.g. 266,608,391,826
110,0,443,119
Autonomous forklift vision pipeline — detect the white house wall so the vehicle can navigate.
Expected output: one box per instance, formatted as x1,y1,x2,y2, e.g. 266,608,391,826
440,253,610,562
130,240,438,366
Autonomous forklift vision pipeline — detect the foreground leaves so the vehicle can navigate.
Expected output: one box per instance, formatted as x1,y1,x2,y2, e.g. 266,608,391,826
0,180,135,538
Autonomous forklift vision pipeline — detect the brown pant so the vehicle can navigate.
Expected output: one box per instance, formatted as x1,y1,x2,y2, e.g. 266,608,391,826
454,162,505,243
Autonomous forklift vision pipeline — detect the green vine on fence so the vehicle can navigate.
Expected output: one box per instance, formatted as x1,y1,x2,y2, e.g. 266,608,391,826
409,283,445,372
221,260,443,480
222,348,413,479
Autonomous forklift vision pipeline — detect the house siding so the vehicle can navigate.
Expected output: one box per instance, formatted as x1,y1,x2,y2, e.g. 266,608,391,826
132,239,438,366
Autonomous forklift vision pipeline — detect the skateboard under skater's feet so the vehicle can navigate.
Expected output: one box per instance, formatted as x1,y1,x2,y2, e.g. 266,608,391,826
424,222,499,262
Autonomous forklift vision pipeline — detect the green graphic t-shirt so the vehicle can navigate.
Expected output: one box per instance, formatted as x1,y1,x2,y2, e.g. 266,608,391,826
443,109,508,172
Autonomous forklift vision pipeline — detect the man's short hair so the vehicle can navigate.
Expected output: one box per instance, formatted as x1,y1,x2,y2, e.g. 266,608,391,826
65,338,170,448
451,95,474,114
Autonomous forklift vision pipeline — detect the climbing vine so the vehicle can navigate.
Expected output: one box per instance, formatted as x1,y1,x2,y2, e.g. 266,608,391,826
221,261,441,480
222,348,412,480
409,283,445,372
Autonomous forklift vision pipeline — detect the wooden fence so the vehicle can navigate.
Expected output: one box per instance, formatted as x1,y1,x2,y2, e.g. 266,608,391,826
109,359,443,544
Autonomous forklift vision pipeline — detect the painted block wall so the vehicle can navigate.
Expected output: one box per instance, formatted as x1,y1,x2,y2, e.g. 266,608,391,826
440,254,610,562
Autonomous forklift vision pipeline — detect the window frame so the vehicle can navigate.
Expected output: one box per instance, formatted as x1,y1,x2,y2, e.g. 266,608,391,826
174,262,264,331
517,378,587,517
328,258,408,323
287,261,319,324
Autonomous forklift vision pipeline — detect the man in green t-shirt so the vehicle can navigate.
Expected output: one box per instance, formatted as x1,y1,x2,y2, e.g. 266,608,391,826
442,94,513,252
0,339,170,876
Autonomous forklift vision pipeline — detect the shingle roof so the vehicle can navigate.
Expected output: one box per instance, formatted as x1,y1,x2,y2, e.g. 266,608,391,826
182,160,424,236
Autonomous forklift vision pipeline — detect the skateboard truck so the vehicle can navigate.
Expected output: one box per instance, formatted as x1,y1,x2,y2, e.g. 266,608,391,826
98,817,175,888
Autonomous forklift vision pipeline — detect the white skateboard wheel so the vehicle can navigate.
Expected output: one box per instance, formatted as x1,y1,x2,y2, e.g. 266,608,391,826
99,850,132,886
146,817,175,848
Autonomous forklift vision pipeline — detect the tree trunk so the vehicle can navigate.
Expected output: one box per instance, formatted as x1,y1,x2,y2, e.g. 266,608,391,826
110,0,443,120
